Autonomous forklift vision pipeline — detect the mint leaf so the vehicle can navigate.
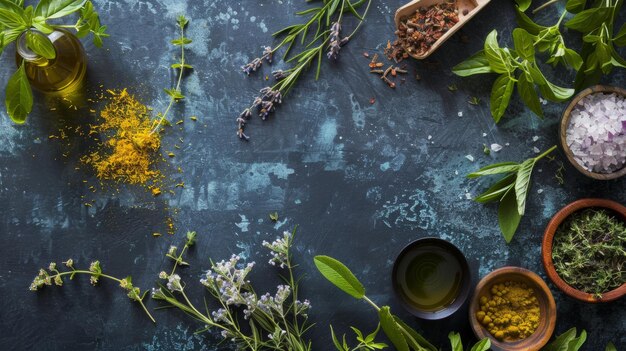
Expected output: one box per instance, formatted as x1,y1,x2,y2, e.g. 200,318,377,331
35,0,86,19
474,174,516,204
25,31,56,59
5,62,33,124
452,50,493,76
314,255,365,299
490,73,514,122
498,187,521,243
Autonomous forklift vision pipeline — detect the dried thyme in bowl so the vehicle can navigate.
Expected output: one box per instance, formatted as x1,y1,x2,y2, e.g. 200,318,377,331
552,208,626,296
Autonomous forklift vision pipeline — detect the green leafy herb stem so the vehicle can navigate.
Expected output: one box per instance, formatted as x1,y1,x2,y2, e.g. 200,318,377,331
468,145,557,243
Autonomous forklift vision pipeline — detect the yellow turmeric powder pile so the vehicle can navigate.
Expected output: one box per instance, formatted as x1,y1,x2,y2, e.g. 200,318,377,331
82,89,163,186
476,281,540,342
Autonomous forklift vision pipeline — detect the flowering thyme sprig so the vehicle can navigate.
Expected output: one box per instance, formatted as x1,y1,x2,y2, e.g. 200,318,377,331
30,259,156,323
236,0,373,140
152,227,313,350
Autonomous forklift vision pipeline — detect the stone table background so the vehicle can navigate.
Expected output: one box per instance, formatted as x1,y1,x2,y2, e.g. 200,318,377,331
0,0,624,350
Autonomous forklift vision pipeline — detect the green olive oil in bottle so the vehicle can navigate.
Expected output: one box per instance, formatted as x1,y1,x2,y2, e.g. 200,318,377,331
16,29,87,95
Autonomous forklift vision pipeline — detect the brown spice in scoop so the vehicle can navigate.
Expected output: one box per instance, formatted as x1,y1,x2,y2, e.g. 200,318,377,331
396,1,459,57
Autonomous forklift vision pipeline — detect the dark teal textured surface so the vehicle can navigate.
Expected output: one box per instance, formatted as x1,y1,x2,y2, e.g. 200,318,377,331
0,0,624,350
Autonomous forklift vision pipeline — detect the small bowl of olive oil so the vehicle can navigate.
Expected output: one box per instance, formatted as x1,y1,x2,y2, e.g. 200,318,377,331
392,238,471,320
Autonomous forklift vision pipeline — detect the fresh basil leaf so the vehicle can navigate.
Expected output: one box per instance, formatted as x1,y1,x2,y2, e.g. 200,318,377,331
0,0,24,14
490,74,514,123
448,332,463,351
566,0,587,13
32,17,53,34
567,330,587,351
605,342,617,351
518,72,544,118
610,47,626,68
0,7,27,29
25,31,55,59
565,7,611,32
614,24,626,46
392,316,438,351
498,187,521,243
467,162,520,178
5,62,33,124
514,6,547,35
314,255,365,299
543,328,577,351
595,42,612,73
512,28,535,61
514,158,536,216
35,0,86,19
538,77,574,102
474,174,516,204
563,48,583,70
515,0,532,11
484,30,510,74
469,339,491,351
378,307,408,351
452,50,493,76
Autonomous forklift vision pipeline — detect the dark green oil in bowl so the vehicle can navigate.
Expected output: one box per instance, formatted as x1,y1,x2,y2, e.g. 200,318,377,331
392,238,470,319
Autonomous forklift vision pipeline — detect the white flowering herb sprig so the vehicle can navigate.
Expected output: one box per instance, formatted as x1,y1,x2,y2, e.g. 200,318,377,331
151,227,313,350
30,258,155,323
165,231,196,275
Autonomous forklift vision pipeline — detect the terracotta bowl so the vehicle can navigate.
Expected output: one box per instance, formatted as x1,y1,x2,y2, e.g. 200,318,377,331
559,85,626,180
469,267,556,351
542,198,626,303
394,0,491,60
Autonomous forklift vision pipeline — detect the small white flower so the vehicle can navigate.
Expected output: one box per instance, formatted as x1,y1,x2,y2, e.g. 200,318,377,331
166,274,183,292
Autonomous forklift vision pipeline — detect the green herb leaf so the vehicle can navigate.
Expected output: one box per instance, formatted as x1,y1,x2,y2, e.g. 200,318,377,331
269,212,279,222
452,50,493,76
543,328,587,351
515,0,532,11
5,62,33,124
35,0,86,19
164,88,185,100
469,339,491,351
538,79,574,102
474,174,516,204
364,324,380,344
448,332,463,351
378,307,408,351
467,162,520,179
490,74,514,122
514,158,535,216
514,6,546,35
512,28,535,62
25,31,55,59
484,30,510,74
606,342,617,351
31,17,53,34
392,316,438,351
563,48,583,71
498,187,521,243
614,24,626,46
0,7,27,29
314,255,365,299
565,7,611,33
330,326,345,351
566,0,587,13
171,37,192,46
518,72,543,118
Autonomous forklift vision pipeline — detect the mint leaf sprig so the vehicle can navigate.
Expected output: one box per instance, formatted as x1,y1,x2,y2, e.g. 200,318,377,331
1,0,108,124
29,258,156,323
467,145,557,243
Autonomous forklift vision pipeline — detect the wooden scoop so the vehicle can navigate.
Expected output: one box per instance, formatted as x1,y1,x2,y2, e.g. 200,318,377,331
394,0,491,60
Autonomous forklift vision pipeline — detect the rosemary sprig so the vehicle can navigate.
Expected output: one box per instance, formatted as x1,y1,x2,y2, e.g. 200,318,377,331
237,0,372,140
151,15,193,133
30,259,156,323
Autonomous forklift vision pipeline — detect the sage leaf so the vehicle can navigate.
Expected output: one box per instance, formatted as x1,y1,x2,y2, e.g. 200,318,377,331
566,0,587,13
0,8,27,29
25,31,55,59
5,62,33,124
515,0,531,11
514,6,546,35
467,162,520,178
565,7,611,33
378,307,408,351
606,342,617,351
474,174,516,204
448,332,463,351
35,0,86,19
498,187,521,243
314,255,365,299
515,158,536,216
469,339,491,351
614,24,626,46
392,316,437,351
490,74,514,123
518,73,543,118
512,28,534,62
452,50,493,76
484,30,509,74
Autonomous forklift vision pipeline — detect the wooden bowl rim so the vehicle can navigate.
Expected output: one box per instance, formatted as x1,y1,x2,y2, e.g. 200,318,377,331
469,266,556,351
542,198,626,303
559,84,626,180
